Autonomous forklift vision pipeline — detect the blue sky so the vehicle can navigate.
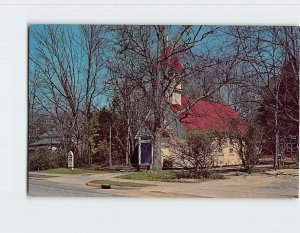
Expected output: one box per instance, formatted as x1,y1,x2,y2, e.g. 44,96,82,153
30,24,273,109
29,24,110,108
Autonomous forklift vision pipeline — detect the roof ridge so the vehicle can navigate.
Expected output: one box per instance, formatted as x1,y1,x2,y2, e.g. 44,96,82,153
181,95,232,107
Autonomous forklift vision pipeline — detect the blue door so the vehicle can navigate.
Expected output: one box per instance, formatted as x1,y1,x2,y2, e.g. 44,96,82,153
141,143,152,164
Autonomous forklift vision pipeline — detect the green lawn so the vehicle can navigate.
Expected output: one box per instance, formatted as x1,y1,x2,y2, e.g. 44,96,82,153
283,164,299,169
88,180,154,187
116,170,195,182
40,168,111,175
117,170,177,181
117,170,225,182
29,174,59,179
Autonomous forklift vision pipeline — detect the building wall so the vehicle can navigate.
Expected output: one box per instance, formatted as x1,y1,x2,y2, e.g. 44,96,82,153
161,137,241,167
161,141,171,164
215,138,241,166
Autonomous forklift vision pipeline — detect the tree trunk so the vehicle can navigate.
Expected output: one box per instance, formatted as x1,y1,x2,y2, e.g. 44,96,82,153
109,125,112,168
125,121,130,165
151,129,162,171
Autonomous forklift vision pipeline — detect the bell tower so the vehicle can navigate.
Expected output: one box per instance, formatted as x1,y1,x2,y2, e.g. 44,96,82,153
162,47,184,106
170,82,182,105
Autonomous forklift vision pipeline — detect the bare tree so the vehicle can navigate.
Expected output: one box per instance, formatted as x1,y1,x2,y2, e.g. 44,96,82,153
108,25,237,171
227,26,299,169
106,65,148,165
28,67,55,143
80,25,107,164
29,25,106,165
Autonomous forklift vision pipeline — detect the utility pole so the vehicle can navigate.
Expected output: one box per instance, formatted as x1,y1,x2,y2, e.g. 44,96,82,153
274,100,279,170
109,124,112,168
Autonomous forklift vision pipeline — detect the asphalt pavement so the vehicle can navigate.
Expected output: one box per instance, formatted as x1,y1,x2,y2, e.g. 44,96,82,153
28,178,124,197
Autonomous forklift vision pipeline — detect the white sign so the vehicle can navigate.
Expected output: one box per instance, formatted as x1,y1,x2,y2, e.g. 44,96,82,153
67,151,74,170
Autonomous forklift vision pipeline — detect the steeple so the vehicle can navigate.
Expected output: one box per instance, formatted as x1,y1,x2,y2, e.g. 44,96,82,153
170,82,182,105
161,46,184,105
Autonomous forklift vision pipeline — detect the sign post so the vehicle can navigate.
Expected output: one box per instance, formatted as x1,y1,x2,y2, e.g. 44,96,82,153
67,151,74,170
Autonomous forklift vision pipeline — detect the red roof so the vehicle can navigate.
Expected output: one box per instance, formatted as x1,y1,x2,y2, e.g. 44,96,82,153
162,47,184,72
171,96,245,133
153,47,184,73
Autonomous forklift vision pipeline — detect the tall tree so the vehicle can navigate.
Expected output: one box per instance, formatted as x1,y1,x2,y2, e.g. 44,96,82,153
108,25,235,171
29,25,106,165
106,51,149,165
227,26,300,169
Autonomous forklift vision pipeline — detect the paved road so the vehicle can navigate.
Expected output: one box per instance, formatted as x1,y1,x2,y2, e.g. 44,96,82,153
28,178,123,197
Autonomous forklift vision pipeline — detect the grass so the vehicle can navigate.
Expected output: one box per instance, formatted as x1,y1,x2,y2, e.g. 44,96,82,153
208,173,225,179
251,166,276,174
233,171,243,176
117,170,181,182
29,174,58,179
88,180,153,188
40,168,112,175
283,164,299,169
117,170,225,182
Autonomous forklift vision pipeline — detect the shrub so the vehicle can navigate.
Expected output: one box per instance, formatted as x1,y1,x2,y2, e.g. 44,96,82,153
228,119,263,174
28,148,66,171
172,130,224,178
163,157,174,169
